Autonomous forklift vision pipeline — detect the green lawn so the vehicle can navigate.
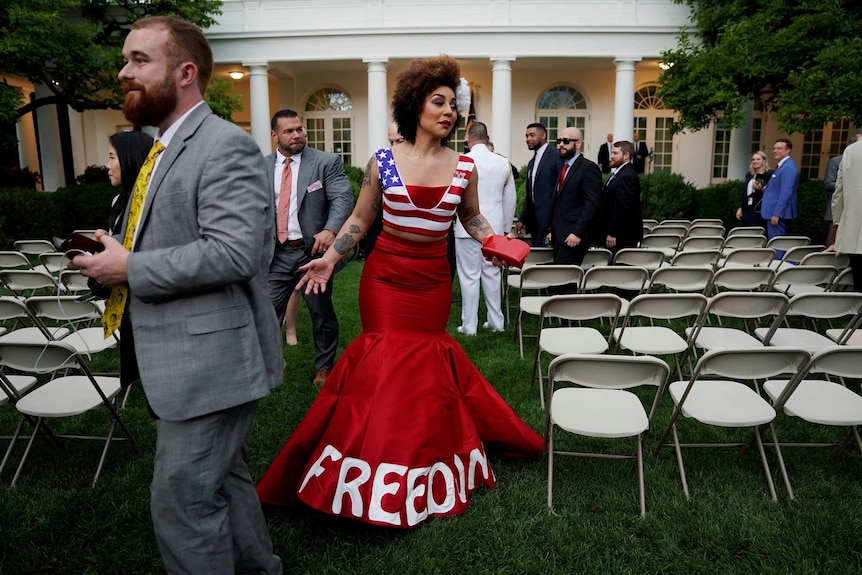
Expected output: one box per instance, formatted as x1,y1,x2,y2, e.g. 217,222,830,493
1,260,861,574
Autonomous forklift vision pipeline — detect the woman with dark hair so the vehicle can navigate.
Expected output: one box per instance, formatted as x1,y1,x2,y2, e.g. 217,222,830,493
106,130,154,233
257,55,542,527
102,130,155,414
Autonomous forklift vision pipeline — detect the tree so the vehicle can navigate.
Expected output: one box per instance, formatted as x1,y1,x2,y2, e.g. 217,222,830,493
0,0,223,123
657,0,862,134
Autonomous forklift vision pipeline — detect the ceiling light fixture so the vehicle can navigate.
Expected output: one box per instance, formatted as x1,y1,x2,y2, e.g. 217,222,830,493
229,71,244,80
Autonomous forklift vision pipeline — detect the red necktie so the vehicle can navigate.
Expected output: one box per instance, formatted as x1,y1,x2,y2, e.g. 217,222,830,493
277,157,292,243
556,163,569,196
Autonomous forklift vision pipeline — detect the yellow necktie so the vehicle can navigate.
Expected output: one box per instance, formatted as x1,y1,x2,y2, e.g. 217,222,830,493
102,141,166,338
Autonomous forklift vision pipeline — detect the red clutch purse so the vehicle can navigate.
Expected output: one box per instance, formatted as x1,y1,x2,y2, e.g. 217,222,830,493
481,235,531,268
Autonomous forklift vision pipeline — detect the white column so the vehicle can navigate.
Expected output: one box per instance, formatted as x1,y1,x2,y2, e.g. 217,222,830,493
491,57,515,159
727,101,754,180
613,58,640,143
243,61,271,154
364,59,389,152
34,84,63,191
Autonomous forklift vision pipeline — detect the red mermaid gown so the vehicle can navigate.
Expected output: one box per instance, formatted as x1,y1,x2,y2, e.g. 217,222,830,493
256,226,542,530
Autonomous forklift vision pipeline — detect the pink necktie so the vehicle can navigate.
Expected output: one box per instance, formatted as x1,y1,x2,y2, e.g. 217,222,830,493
277,157,292,243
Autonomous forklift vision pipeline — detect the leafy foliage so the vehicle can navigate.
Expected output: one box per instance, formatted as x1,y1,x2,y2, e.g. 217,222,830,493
0,0,223,120
659,0,862,133
205,76,243,121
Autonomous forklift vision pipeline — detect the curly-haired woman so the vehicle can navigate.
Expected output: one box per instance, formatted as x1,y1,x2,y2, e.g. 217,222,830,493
256,55,542,528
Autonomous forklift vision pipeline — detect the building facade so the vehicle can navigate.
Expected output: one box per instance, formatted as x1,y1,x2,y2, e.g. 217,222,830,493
8,0,853,191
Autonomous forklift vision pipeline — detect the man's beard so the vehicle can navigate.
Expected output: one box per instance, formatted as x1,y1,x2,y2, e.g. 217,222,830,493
559,147,574,160
122,74,177,128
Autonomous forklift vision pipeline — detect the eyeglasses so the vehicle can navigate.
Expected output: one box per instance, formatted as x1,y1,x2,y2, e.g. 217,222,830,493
556,138,580,145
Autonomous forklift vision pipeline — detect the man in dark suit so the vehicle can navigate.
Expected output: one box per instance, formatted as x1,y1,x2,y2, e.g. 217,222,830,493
595,140,643,254
760,138,798,239
514,122,563,246
551,127,602,265
267,109,353,386
633,132,649,174
75,16,284,573
597,132,614,174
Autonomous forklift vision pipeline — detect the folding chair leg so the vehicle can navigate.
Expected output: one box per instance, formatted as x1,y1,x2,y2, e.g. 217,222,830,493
753,427,778,502
637,435,646,518
546,426,555,512
833,426,862,457
768,423,794,500
671,424,690,500
517,313,525,358
0,416,26,476
11,417,43,486
92,418,118,486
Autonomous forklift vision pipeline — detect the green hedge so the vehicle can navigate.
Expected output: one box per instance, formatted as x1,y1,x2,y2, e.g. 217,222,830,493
1,174,832,249
0,183,116,249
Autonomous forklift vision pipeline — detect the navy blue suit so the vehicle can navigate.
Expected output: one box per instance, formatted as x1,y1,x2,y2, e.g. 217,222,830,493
519,145,564,246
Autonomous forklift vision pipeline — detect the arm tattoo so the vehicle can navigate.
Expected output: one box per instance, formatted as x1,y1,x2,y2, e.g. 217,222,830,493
361,158,374,188
467,215,494,238
371,191,382,214
333,224,362,255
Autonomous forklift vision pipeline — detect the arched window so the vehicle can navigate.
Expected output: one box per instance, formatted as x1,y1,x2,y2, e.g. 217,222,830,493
634,85,667,110
536,85,588,143
305,88,354,166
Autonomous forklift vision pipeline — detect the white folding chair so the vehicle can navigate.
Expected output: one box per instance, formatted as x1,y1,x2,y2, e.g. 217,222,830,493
612,293,708,381
727,226,765,238
763,346,862,499
25,296,118,357
686,224,725,238
679,236,724,253
755,293,862,353
709,266,775,294
0,269,60,298
0,251,33,271
612,248,665,271
655,347,811,500
685,292,789,357
0,341,136,486
648,266,714,294
504,247,553,324
13,239,56,257
532,294,624,407
769,265,837,296
0,371,40,477
641,233,681,258
36,252,70,277
545,353,670,517
691,218,724,226
642,219,659,232
515,265,584,358
581,265,649,313
827,267,855,292
718,248,776,269
720,234,768,257
580,248,612,270
794,251,850,270
0,296,69,343
669,249,721,268
769,245,825,270
765,235,811,253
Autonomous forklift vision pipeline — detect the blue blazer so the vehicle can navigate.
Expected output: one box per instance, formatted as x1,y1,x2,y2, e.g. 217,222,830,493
520,146,564,233
760,157,798,220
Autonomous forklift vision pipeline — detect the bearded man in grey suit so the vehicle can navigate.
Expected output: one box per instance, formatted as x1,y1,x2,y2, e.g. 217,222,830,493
266,109,353,386
74,16,284,575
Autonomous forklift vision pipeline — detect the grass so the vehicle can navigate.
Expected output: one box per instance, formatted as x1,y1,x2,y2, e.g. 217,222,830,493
2,260,862,574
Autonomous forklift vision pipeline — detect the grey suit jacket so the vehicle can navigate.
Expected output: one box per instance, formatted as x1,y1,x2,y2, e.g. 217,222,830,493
824,155,841,221
265,146,353,246
125,103,284,421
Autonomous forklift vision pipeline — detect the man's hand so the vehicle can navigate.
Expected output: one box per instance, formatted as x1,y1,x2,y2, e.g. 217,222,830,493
606,235,617,249
770,215,780,226
311,230,336,255
565,233,581,248
70,230,130,287
512,221,524,237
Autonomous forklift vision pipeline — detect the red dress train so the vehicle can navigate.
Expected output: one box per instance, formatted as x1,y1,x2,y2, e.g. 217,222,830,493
256,231,543,528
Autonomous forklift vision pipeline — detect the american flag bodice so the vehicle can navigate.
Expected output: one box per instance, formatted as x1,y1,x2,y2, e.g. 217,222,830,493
376,147,475,238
